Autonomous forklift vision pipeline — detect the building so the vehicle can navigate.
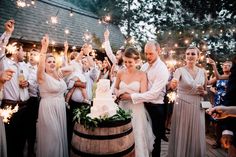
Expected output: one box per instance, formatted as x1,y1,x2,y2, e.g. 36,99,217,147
0,0,125,59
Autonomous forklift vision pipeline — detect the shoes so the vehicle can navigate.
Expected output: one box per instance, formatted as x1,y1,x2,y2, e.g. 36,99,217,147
212,143,221,149
162,135,169,142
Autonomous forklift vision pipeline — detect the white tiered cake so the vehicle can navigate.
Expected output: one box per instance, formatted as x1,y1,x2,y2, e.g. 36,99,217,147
88,79,119,119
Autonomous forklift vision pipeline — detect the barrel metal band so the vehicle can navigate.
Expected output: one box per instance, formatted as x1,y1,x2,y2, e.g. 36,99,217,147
71,143,135,157
73,127,133,140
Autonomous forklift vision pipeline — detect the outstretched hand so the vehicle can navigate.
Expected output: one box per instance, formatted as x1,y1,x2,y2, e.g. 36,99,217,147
206,106,230,119
207,58,216,66
104,29,110,41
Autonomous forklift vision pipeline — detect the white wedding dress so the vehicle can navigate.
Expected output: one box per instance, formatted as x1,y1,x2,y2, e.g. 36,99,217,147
119,81,155,157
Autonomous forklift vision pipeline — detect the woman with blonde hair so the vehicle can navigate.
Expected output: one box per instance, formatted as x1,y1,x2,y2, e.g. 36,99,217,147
168,46,208,157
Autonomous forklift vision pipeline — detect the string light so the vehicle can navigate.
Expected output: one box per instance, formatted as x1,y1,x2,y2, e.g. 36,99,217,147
184,39,189,44
64,29,69,34
174,43,178,48
72,46,76,50
70,8,73,17
179,31,182,35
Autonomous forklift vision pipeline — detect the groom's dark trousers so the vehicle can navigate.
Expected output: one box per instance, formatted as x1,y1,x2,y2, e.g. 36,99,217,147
145,103,165,157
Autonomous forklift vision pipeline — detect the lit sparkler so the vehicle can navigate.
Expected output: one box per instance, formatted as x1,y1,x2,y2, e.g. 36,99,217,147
99,15,111,28
0,105,19,123
17,0,26,8
51,16,58,24
83,30,92,43
6,42,18,54
167,92,177,103
16,0,35,8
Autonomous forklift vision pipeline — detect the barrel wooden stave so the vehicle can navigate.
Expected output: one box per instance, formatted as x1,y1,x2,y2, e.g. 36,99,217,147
71,120,135,157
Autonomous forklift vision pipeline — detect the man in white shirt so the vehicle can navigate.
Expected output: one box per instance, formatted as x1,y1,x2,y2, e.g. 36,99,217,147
25,49,40,157
0,19,30,157
120,41,169,157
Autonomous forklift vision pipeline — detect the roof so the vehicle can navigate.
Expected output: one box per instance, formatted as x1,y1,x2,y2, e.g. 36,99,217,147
0,0,125,49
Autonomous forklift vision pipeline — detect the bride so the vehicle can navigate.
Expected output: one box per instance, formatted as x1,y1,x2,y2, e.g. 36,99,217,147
114,48,155,157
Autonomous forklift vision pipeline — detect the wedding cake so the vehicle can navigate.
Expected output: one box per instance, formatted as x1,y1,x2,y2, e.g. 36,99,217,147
88,79,119,119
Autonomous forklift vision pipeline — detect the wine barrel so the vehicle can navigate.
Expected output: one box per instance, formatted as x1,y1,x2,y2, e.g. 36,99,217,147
71,119,135,157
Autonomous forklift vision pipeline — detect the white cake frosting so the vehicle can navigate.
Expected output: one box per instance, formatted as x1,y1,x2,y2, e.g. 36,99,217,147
88,79,119,119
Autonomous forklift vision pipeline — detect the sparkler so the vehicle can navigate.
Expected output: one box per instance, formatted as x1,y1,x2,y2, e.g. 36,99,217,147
17,0,26,8
167,92,177,103
99,15,111,29
82,30,92,44
16,0,35,8
0,105,19,123
6,42,18,54
51,16,58,24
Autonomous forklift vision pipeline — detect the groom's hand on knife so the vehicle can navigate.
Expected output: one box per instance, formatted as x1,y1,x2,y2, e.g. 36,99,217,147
119,92,131,100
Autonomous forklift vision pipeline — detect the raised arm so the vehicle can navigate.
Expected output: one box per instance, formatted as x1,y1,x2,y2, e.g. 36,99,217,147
104,29,116,65
208,58,229,80
37,35,49,84
0,19,15,55
114,70,122,96
63,41,69,66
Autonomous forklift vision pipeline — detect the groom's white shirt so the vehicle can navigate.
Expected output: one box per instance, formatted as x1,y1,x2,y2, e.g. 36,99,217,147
131,57,169,104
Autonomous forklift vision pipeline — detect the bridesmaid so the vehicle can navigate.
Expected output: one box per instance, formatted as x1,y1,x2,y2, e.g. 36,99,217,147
168,46,208,157
36,35,72,157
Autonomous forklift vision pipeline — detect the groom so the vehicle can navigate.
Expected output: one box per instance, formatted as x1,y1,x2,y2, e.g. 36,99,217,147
120,41,169,157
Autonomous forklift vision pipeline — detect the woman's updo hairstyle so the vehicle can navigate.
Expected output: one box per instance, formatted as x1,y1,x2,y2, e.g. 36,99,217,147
124,47,140,60
186,46,200,55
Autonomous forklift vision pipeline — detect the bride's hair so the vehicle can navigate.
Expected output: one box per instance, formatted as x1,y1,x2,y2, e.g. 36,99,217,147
124,47,140,60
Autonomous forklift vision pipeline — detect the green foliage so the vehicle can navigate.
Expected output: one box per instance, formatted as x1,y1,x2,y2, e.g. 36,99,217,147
73,105,132,130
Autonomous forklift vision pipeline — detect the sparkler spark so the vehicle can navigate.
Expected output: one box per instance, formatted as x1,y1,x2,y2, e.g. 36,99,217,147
51,16,58,24
0,105,19,123
83,30,92,43
6,42,18,54
167,92,177,103
17,0,26,8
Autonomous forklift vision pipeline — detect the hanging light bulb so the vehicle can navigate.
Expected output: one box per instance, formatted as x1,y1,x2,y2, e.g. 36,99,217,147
70,8,73,17
64,29,69,35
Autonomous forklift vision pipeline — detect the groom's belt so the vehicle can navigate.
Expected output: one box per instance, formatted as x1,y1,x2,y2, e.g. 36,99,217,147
144,102,164,106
